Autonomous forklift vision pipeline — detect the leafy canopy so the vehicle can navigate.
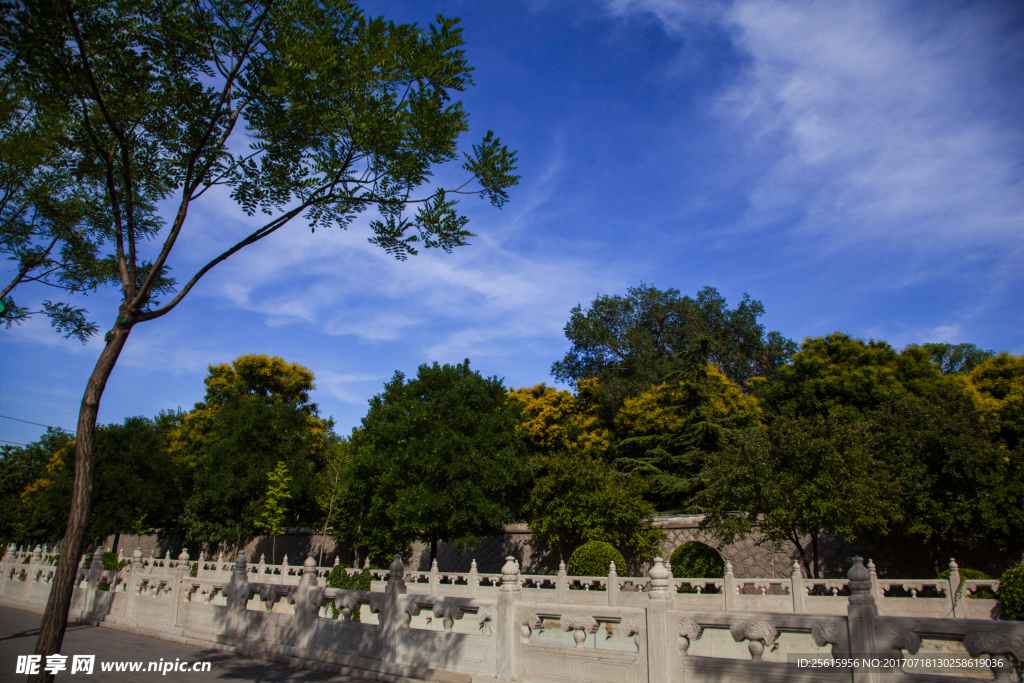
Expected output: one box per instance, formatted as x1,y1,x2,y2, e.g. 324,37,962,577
525,448,663,565
551,285,796,417
612,346,764,512
170,356,334,546
331,360,531,563
1,0,518,338
761,333,962,418
698,412,902,579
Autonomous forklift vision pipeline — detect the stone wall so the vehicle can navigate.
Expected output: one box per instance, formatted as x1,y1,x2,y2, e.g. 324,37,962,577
96,516,1021,579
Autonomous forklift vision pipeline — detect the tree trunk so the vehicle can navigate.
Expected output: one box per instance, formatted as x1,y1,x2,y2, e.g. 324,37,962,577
30,323,133,683
811,532,820,580
111,532,120,554
790,530,813,581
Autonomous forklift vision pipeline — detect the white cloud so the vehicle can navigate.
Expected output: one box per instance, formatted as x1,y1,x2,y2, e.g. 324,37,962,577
605,0,1024,255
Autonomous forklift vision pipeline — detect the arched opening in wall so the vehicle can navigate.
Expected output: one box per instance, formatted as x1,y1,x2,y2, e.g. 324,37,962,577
670,542,725,594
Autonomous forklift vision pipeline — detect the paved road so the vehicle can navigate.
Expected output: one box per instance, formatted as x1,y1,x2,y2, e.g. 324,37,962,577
0,607,382,683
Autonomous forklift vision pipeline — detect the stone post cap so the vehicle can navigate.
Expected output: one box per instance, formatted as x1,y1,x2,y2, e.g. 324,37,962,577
302,554,317,583
431,558,438,570
178,549,190,562
949,558,959,571
724,561,734,576
791,560,802,578
500,556,521,592
847,556,874,605
609,561,617,575
389,555,405,577
132,548,143,560
648,557,671,600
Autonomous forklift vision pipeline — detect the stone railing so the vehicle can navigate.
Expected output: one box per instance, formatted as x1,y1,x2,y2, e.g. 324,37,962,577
1,543,1020,683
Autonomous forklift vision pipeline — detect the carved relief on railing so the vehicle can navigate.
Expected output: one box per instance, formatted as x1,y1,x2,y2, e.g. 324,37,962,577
400,595,422,627
889,628,921,655
517,608,543,643
332,591,361,621
811,621,839,654
432,597,465,633
677,617,703,657
963,630,1024,664
476,604,494,636
729,618,778,661
560,611,599,648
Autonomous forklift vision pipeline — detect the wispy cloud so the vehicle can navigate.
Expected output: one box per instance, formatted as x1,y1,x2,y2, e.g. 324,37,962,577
604,0,1024,255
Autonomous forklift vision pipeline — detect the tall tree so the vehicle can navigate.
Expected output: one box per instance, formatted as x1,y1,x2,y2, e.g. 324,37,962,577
612,356,763,512
11,416,181,548
333,360,531,565
525,448,662,566
2,0,518,670
698,412,902,578
551,284,796,419
170,355,334,549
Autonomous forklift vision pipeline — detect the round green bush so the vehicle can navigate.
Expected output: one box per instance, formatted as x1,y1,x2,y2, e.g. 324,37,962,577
998,565,1024,621
670,542,725,579
569,541,625,577
938,567,996,600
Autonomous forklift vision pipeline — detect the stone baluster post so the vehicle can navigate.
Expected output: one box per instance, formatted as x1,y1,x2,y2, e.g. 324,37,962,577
85,548,104,619
496,556,521,681
556,560,568,603
723,561,736,611
125,549,143,617
258,554,266,580
646,557,672,683
226,552,249,638
171,549,189,626
380,555,407,663
868,559,882,614
947,559,963,618
31,544,43,564
790,560,805,613
294,555,320,650
469,559,479,598
3,542,14,561
429,558,439,596
608,561,620,606
847,556,880,683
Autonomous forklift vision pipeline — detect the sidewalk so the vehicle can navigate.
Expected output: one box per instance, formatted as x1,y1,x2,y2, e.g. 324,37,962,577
0,607,395,683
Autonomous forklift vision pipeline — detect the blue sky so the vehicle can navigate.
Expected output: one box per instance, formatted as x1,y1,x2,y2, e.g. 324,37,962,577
2,0,1022,445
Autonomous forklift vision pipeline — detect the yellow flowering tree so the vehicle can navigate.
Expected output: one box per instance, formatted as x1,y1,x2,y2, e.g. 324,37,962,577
171,355,335,550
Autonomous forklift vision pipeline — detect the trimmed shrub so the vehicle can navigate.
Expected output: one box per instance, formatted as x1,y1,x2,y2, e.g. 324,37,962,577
938,567,996,600
190,562,198,578
670,542,724,594
998,565,1024,621
569,541,625,578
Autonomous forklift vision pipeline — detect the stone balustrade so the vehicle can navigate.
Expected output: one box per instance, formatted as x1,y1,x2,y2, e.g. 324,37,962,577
1,542,1020,683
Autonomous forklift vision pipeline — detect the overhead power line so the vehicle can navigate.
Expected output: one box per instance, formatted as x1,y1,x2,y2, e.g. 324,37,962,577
1,439,28,446
0,414,73,431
